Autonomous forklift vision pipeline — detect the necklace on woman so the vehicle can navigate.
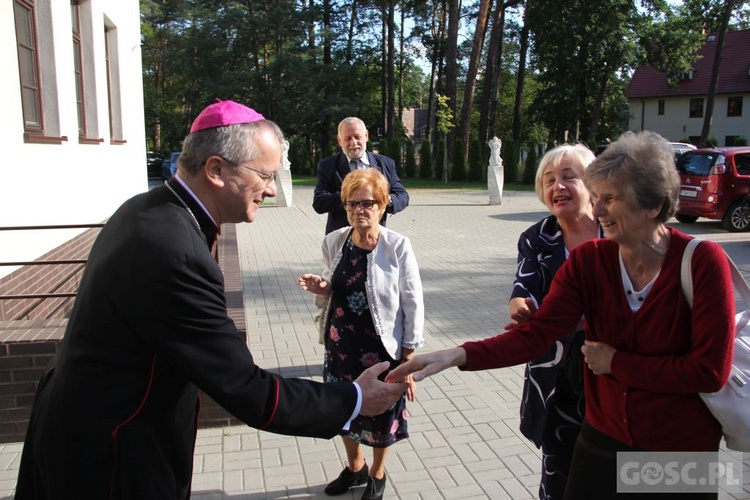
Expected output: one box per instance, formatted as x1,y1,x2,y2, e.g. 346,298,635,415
164,181,201,232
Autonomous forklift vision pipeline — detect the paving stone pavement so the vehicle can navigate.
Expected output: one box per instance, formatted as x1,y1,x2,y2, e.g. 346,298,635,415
0,185,748,499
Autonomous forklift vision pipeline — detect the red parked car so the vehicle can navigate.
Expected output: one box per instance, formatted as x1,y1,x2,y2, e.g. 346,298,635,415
675,147,750,232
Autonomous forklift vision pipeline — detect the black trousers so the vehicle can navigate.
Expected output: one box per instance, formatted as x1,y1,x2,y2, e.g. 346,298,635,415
564,421,718,500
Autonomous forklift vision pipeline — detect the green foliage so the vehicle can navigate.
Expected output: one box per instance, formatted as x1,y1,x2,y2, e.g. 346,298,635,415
140,0,746,168
702,136,719,148
501,138,518,184
378,140,390,160
404,140,417,178
679,0,750,33
436,94,455,135
523,144,538,185
287,135,312,176
734,136,748,146
390,139,403,177
435,95,454,183
139,0,428,155
637,4,705,86
418,140,433,180
451,139,466,181
467,138,483,182
526,0,656,143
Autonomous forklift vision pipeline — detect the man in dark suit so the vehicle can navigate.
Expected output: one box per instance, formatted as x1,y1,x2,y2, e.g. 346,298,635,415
313,117,409,234
15,100,407,499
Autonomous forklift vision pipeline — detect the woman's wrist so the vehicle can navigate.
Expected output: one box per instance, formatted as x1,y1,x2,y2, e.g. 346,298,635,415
451,347,467,368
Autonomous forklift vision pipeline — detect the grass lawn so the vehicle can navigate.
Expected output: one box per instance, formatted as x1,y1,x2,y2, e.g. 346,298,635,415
290,175,535,192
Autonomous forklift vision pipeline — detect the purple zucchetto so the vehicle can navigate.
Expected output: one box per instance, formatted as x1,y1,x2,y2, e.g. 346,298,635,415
189,99,265,133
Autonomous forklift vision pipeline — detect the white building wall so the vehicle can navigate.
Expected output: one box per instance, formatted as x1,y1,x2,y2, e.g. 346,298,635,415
628,95,750,145
1,0,146,278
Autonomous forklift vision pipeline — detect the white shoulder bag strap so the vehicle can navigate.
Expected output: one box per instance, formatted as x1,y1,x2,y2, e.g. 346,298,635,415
681,238,750,335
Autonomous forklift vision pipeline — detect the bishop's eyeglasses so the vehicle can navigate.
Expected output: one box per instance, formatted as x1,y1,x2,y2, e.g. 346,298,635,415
219,156,276,186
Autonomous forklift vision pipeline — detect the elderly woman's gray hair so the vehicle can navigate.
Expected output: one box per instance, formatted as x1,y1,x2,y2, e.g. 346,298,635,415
534,144,596,204
178,120,284,175
584,131,680,223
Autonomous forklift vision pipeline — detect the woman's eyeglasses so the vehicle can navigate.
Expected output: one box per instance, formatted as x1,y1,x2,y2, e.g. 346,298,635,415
343,200,377,211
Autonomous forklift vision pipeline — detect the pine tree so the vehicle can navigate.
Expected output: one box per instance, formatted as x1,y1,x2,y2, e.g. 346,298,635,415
451,139,466,181
468,138,483,181
404,140,417,178
502,138,518,184
418,140,433,179
523,144,538,184
390,139,403,177
435,140,445,181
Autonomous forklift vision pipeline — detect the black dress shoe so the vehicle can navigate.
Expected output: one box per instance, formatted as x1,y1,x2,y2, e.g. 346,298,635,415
324,463,369,496
361,474,387,500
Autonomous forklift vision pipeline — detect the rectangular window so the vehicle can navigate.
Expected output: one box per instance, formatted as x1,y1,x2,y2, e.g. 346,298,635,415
72,3,86,137
658,99,665,115
735,153,750,176
14,0,43,133
14,0,65,143
689,98,704,118
104,22,124,144
104,27,121,144
727,97,743,117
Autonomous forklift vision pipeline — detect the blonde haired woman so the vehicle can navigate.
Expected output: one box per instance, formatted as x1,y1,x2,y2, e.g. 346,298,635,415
508,144,600,499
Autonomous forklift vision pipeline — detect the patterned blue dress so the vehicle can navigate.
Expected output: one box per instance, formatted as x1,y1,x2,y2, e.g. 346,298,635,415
512,215,596,500
324,234,408,448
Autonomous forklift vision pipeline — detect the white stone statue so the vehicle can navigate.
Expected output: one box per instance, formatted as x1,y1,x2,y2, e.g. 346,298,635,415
487,137,504,205
275,139,293,207
280,140,291,171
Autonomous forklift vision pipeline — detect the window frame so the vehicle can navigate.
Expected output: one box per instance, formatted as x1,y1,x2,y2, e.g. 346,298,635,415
71,2,86,138
727,96,743,117
14,0,44,135
104,22,125,145
689,98,704,118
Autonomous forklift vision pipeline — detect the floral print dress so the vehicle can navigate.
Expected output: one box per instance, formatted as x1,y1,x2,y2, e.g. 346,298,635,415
324,235,408,448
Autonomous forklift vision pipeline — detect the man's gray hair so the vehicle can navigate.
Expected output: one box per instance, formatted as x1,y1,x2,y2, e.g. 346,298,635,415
337,117,367,137
178,120,285,174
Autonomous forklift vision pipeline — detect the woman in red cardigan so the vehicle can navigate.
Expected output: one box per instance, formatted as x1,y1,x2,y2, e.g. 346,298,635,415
388,131,735,499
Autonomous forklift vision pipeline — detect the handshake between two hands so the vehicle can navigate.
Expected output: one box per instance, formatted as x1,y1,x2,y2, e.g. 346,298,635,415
298,274,474,415
355,348,466,417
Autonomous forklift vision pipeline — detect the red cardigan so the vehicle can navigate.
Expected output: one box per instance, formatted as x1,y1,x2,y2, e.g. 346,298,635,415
463,228,734,451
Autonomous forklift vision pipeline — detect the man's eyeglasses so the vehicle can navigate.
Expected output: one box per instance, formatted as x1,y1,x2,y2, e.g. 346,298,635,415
343,200,377,211
219,156,276,186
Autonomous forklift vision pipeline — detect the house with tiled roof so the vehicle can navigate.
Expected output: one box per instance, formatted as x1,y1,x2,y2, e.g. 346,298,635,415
626,29,750,146
402,108,430,152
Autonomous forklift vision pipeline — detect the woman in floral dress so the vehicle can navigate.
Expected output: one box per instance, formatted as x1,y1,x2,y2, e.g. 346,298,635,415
299,169,424,500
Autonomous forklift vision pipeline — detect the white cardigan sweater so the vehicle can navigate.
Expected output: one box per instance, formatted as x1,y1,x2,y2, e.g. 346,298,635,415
316,226,425,361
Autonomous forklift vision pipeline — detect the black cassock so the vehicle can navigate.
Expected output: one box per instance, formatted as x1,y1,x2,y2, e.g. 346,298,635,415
16,179,356,499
